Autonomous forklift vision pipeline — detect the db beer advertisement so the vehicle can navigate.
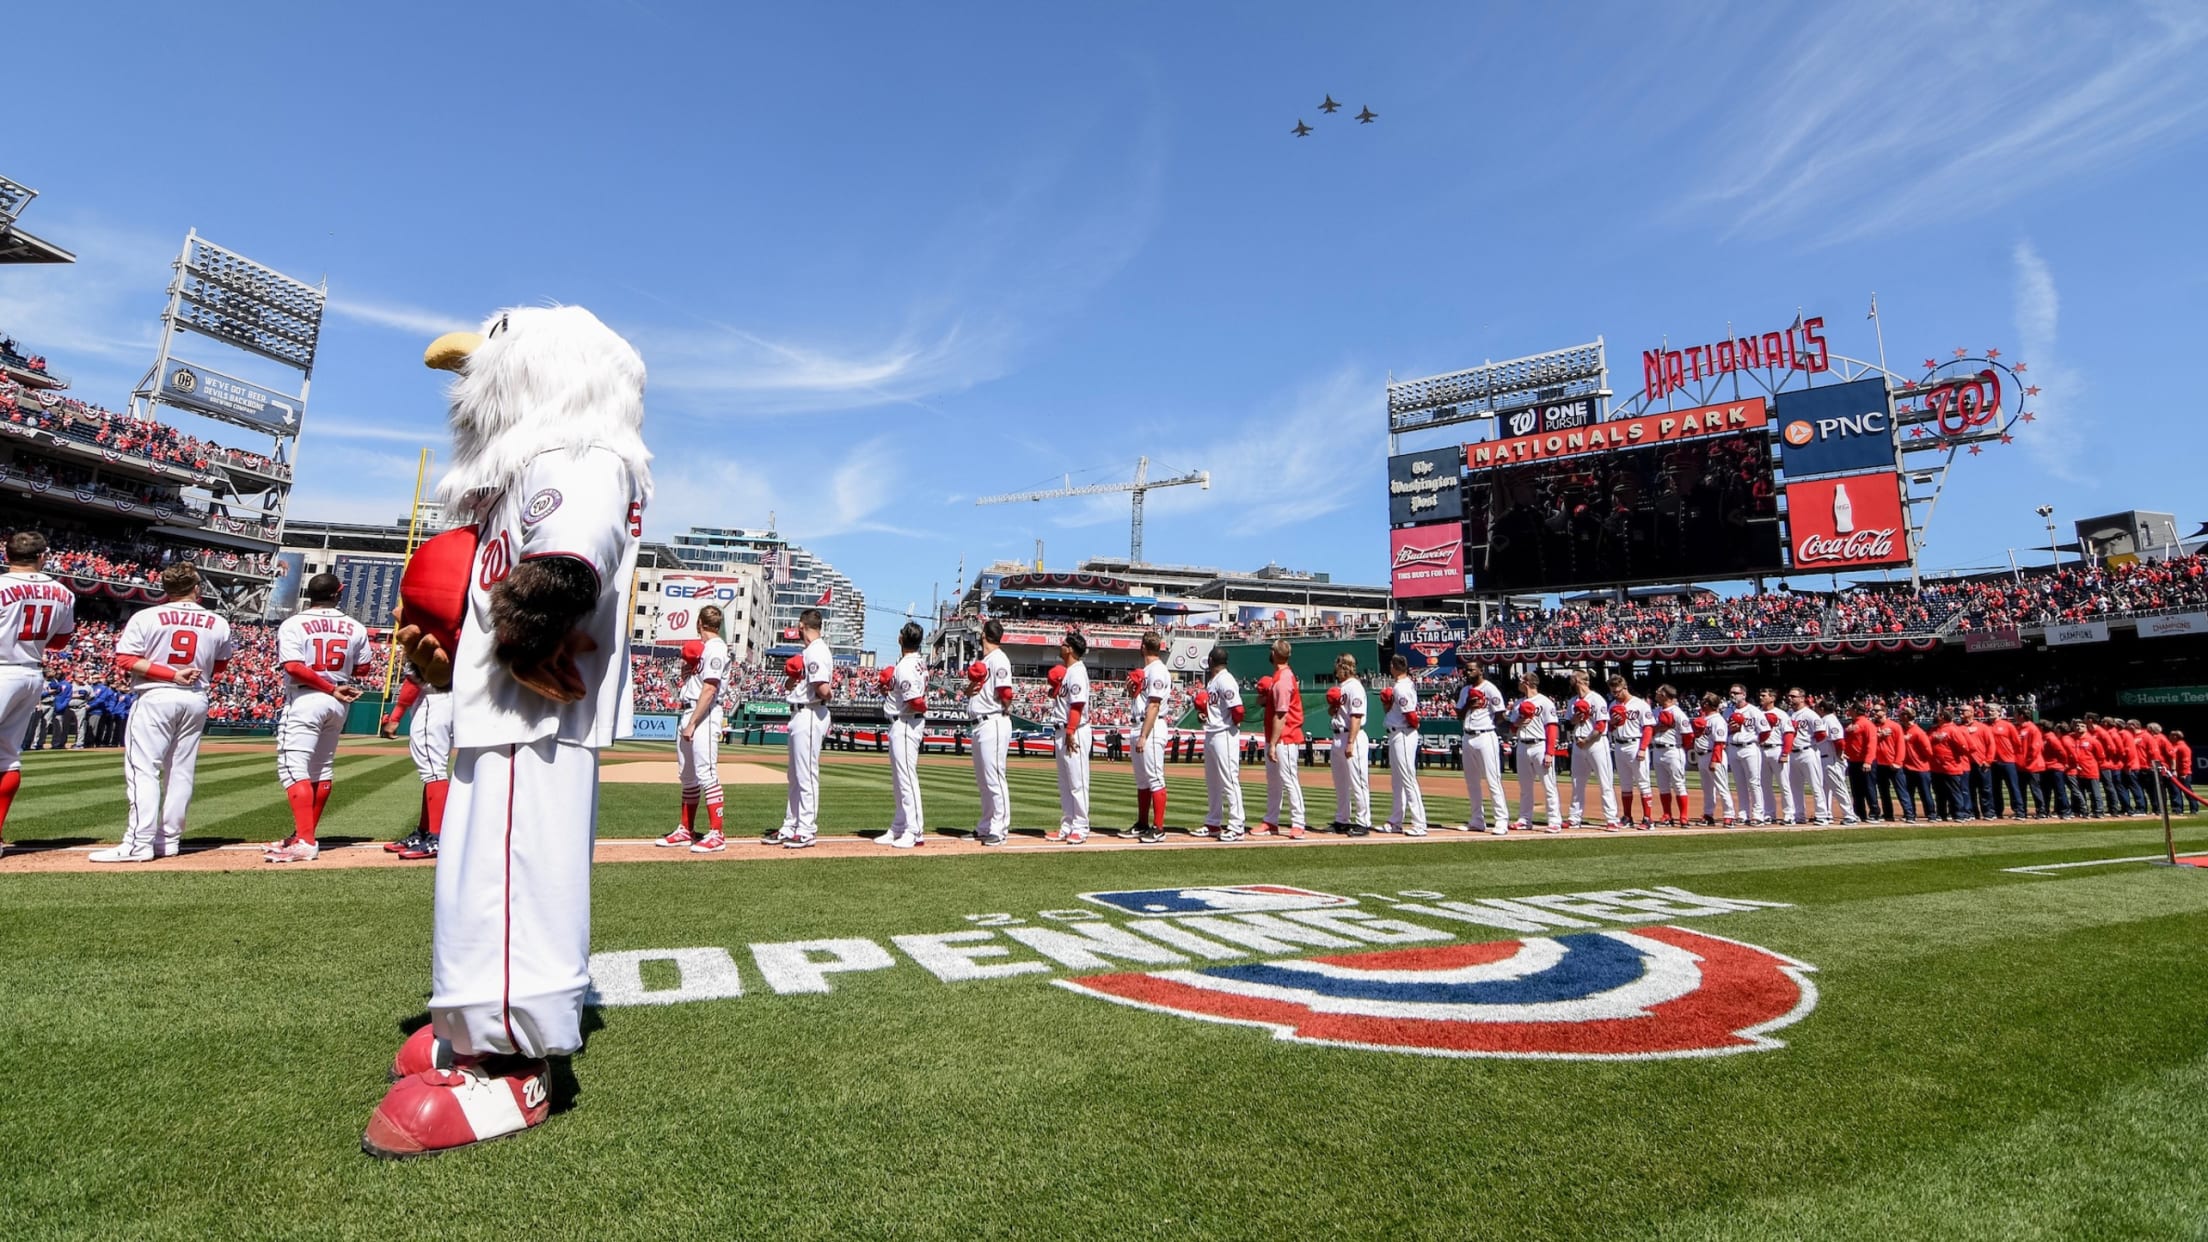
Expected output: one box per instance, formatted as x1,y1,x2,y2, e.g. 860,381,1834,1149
1390,523,1465,597
1784,472,1911,571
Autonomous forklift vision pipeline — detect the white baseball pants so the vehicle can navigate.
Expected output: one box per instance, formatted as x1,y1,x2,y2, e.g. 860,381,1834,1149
1729,746,1764,822
1788,750,1827,823
1516,747,1561,827
1651,745,1687,802
1461,732,1508,830
432,739,597,1060
1387,730,1425,830
1700,749,1733,820
121,687,207,855
1204,729,1244,830
678,705,723,813
1057,722,1091,832
1765,746,1791,821
276,692,345,786
971,713,1010,838
781,704,828,838
1265,741,1305,829
1132,730,1166,792
1824,754,1854,822
1341,734,1372,827
1570,741,1618,826
408,690,454,782
0,668,40,772
889,713,925,838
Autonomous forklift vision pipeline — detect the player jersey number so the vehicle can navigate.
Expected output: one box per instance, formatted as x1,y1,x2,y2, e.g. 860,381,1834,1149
309,636,351,671
14,604,55,641
168,631,198,666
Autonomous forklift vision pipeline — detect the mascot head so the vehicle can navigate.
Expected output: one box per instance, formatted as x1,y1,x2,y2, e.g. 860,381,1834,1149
424,305,654,520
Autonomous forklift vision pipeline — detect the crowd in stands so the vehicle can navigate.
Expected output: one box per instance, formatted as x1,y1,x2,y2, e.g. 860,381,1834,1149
0,522,277,587
1947,556,2208,631
0,378,287,477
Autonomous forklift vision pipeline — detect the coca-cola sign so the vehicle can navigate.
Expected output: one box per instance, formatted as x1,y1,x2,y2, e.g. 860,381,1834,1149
1785,472,1911,571
1390,524,1465,598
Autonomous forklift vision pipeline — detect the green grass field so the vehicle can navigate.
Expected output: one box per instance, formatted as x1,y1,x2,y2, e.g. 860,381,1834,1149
4,742,2208,1239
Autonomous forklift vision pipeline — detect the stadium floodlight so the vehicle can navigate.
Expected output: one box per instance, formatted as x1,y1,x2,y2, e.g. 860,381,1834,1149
0,175,33,225
171,232,328,373
1387,339,1608,434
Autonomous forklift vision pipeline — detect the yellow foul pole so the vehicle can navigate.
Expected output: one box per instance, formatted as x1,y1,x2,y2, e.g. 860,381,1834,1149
384,447,433,699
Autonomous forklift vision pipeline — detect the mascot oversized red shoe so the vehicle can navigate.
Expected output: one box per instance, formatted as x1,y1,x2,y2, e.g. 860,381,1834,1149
364,306,651,1159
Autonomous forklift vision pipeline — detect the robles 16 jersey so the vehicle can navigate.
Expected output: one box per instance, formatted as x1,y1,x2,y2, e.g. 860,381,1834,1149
278,606,371,702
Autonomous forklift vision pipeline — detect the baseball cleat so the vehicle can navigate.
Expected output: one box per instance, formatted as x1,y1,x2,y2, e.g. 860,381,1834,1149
362,1058,552,1159
688,829,727,854
88,844,155,863
1136,829,1165,844
782,835,817,850
1248,823,1277,837
1488,824,1509,836
391,1026,453,1080
1403,825,1429,837
398,836,440,861
657,827,695,848
0,840,8,859
1218,828,1244,842
979,833,1008,847
382,835,412,853
1346,824,1370,837
888,834,917,850
1187,825,1212,838
1284,825,1306,840
1046,827,1073,843
760,828,791,845
264,837,320,864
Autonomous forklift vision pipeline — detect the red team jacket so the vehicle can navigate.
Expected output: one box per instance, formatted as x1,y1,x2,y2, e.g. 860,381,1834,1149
1930,724,1973,776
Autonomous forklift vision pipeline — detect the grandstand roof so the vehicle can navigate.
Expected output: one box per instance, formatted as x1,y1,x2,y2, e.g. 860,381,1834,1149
988,588,1148,607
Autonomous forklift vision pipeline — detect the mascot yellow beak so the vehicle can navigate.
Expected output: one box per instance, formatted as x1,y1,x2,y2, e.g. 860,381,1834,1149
424,331,485,372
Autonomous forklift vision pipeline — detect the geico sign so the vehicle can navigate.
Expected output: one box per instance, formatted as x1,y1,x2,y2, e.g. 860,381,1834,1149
1796,528,1898,565
1782,409,1886,447
666,583,742,601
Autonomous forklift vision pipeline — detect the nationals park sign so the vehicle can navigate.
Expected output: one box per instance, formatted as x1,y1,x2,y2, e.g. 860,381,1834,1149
1466,398,1767,469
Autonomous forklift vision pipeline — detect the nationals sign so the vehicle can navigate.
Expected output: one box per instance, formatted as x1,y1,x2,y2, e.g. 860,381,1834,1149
1785,472,1911,570
1467,399,1767,469
1390,524,1465,598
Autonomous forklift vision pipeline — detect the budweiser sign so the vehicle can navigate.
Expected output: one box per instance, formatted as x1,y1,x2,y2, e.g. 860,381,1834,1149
1390,524,1465,598
1784,472,1911,571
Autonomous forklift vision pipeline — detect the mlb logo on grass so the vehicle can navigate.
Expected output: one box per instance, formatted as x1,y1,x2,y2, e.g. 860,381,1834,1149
1080,884,1358,916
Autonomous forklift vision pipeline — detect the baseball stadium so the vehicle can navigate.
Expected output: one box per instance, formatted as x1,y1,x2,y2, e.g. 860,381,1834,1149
9,6,2208,1238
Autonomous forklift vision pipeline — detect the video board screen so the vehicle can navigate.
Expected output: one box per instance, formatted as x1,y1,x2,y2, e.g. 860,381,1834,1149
1464,428,1783,592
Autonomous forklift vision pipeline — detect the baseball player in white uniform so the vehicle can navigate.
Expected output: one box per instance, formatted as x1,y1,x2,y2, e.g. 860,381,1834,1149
1724,684,1765,826
1648,685,1691,829
1819,697,1858,824
883,621,930,848
774,608,836,848
1758,688,1794,823
0,531,74,857
1455,667,1508,834
1197,646,1246,840
380,664,454,859
967,618,1015,846
1607,675,1654,830
1131,631,1172,842
1257,640,1307,838
1510,672,1561,832
1785,687,1829,825
93,564,232,863
1381,655,1427,835
1049,631,1091,843
1697,692,1733,825
1328,653,1371,837
658,606,729,851
1563,670,1619,830
265,573,371,864
367,306,650,1158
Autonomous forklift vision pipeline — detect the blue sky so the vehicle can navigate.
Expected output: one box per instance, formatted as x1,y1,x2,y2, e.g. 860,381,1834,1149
8,1,2208,652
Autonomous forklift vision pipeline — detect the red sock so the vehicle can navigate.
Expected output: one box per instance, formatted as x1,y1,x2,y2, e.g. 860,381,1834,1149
0,769,18,833
1658,792,1672,821
312,780,333,830
1152,788,1168,828
285,781,317,842
424,779,449,836
1135,789,1150,830
680,795,697,831
706,798,724,833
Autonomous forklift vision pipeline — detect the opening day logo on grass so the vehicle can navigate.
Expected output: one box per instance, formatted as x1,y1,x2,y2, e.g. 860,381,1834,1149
590,882,1819,1061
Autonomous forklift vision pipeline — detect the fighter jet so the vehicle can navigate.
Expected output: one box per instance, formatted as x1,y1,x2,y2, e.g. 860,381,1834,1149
1292,119,1313,137
1319,95,1342,114
1356,106,1378,124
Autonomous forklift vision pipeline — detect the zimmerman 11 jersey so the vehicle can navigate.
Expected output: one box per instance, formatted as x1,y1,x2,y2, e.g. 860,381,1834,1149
279,607,372,702
0,570,76,667
117,601,235,695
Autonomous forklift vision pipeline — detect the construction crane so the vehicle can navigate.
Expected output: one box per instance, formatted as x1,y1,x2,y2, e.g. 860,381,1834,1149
976,456,1210,566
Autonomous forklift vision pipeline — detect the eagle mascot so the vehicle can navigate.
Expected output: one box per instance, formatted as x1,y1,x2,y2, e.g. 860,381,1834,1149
364,306,651,1158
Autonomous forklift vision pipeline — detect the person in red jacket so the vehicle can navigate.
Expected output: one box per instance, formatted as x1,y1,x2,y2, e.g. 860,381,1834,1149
2015,713,2047,819
2070,720,2105,817
1900,705,1935,823
2126,719,2160,816
1959,706,1995,820
1871,703,1909,822
2089,715,2129,816
2173,729,2194,789
1842,704,1879,822
1987,705,2024,820
2038,724,2073,819
1930,707,1976,821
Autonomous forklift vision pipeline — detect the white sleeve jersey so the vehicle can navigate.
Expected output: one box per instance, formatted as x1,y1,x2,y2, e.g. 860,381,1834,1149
1384,676,1417,730
1204,670,1239,732
1141,660,1171,712
1789,708,1820,748
116,601,234,696
1460,680,1503,733
1511,693,1553,741
1340,679,1368,730
1628,696,1654,741
451,447,645,751
969,648,1014,715
681,637,729,705
1061,661,1090,727
1760,708,1788,745
788,638,836,706
0,571,76,668
278,607,371,703
893,652,929,717
1818,711,1846,753
1700,710,1727,751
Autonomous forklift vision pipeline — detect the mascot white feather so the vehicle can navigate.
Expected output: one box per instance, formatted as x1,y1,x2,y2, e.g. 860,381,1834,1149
366,305,649,1159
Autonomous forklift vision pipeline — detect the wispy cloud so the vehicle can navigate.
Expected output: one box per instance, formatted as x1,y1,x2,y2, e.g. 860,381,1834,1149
1684,1,2208,243
309,415,449,445
2011,240,2085,482
648,435,941,546
325,296,475,337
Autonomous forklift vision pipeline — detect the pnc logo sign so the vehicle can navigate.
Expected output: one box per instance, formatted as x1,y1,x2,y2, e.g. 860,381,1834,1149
1772,377,1897,479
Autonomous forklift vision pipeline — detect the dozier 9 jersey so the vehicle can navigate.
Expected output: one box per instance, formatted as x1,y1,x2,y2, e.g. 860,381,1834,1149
117,601,235,695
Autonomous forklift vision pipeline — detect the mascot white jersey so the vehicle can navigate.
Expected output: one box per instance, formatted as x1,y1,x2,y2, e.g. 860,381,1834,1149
364,305,650,1159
